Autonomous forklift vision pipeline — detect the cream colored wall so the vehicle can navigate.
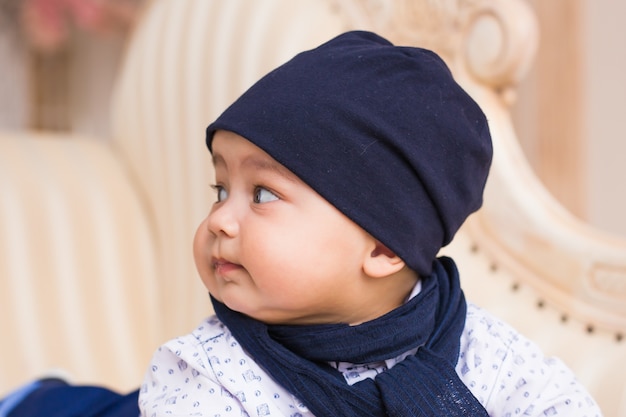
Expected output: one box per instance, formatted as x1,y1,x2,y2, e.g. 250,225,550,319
582,1,626,238
513,1,626,239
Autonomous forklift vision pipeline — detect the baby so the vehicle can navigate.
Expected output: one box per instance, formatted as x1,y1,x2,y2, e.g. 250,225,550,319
139,31,602,417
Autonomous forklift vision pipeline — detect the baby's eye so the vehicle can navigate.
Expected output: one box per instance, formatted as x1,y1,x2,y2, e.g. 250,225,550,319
212,185,228,202
253,186,279,204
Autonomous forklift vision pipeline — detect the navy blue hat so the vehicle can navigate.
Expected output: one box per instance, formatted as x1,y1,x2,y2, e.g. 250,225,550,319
206,31,492,276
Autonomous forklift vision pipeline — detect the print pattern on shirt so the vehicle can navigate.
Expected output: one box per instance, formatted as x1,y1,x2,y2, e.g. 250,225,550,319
139,305,602,417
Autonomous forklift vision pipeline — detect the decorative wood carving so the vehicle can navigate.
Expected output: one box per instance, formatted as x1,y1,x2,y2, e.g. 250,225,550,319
333,0,538,106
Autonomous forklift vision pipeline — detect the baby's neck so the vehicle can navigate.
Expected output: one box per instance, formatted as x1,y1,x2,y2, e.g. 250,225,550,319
348,268,419,325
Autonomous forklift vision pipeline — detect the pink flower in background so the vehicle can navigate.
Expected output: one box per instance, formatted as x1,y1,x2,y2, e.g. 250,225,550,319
20,0,142,52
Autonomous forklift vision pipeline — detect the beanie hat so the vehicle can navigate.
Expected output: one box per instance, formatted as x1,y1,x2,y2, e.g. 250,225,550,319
206,30,492,276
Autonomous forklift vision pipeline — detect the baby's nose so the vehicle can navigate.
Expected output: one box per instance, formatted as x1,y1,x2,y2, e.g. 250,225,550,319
207,202,240,237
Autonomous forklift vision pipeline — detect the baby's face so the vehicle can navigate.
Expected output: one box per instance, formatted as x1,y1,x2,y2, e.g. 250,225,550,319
194,130,377,325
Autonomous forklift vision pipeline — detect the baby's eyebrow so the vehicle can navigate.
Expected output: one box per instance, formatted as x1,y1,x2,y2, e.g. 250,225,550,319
212,153,226,169
242,155,299,183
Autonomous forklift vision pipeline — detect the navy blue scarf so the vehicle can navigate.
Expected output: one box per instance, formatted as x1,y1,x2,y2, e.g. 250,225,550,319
212,257,489,416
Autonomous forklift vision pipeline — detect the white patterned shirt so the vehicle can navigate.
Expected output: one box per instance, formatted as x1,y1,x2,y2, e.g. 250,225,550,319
139,303,602,417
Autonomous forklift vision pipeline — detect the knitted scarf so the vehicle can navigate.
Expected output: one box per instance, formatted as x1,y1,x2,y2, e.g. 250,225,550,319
212,257,489,416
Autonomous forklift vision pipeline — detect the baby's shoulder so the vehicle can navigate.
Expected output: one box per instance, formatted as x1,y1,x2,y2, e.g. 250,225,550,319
149,315,238,371
461,302,527,353
141,317,307,416
459,302,566,384
458,303,601,416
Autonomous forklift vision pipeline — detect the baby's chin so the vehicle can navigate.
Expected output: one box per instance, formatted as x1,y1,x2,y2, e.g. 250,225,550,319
210,291,256,317
209,289,330,325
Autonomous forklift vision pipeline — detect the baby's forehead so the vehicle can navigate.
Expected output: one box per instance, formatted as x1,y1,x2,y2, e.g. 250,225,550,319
211,130,300,183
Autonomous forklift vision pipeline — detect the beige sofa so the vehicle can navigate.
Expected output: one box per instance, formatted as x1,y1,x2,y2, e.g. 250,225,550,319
1,0,625,415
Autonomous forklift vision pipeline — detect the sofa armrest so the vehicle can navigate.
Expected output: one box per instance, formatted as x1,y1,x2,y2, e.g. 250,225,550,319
0,131,159,393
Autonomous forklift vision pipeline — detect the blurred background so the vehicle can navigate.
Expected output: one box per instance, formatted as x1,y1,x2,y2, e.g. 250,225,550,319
0,0,143,137
0,0,624,238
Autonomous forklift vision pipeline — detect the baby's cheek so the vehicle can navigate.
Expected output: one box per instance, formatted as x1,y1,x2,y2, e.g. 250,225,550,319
192,221,215,289
195,259,213,289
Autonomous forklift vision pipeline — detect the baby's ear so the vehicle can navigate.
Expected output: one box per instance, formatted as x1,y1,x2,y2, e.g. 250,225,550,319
363,241,406,278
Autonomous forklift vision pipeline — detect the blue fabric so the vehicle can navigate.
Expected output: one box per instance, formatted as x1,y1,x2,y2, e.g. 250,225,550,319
0,381,41,417
206,30,493,277
212,257,489,417
3,378,139,417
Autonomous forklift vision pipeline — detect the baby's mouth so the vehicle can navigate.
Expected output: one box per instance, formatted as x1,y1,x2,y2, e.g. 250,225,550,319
212,258,243,276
